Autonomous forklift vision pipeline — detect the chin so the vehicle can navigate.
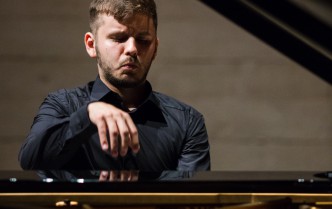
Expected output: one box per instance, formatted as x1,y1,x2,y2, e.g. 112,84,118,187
103,70,148,88
110,78,146,89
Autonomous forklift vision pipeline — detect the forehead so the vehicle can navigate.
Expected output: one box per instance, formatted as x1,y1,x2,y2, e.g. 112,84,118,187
97,13,156,35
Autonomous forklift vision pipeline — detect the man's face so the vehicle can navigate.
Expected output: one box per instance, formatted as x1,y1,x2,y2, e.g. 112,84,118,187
93,13,158,89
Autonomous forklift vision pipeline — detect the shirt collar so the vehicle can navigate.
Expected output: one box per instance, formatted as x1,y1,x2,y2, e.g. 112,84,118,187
90,76,111,101
90,76,156,110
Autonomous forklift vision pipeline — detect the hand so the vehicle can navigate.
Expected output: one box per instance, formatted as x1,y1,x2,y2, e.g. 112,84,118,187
88,102,140,157
99,170,139,182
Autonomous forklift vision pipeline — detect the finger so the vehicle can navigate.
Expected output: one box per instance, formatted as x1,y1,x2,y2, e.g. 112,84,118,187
109,171,118,182
106,119,119,158
99,171,109,182
120,171,130,182
124,116,139,153
116,117,130,156
129,171,139,182
120,134,130,157
96,120,109,151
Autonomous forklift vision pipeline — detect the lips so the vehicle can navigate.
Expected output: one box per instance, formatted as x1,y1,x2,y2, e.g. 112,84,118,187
120,63,139,70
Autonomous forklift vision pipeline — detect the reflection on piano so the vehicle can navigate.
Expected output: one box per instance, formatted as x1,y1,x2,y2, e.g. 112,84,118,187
1,171,332,209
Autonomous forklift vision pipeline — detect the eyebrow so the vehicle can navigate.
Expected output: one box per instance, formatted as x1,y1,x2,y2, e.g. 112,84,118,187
107,27,154,36
136,31,154,37
107,32,154,41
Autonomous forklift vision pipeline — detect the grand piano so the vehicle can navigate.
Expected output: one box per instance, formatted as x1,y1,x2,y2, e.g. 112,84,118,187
1,0,331,208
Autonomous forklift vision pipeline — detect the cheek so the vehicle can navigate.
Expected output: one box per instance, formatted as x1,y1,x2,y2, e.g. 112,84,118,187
139,44,156,58
102,40,123,55
147,46,157,60
111,46,125,60
100,46,121,63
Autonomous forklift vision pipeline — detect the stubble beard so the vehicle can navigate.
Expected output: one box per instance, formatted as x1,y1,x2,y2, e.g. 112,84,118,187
95,47,151,89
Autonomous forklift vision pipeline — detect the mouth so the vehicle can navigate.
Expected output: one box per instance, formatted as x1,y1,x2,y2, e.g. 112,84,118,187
120,63,139,70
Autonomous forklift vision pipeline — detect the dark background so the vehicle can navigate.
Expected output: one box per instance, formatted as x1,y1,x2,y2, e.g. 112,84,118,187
0,0,331,171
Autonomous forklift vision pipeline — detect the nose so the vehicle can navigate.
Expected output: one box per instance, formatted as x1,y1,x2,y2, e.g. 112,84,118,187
124,37,138,57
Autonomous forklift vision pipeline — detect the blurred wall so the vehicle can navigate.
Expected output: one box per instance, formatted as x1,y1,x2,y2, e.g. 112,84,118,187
0,0,331,171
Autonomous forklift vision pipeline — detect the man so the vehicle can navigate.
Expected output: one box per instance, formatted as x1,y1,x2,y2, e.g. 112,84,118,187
19,0,210,171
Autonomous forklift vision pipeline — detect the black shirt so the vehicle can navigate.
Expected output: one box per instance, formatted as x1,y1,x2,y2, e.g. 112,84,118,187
19,77,210,171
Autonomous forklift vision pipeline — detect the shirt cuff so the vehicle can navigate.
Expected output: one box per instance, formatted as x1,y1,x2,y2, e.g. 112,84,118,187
69,102,94,136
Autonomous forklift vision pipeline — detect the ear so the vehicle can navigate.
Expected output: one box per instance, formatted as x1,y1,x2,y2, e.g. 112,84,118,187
152,38,159,60
84,32,96,58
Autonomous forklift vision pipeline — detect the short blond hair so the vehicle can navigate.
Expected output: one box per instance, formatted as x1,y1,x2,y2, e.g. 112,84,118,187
89,0,158,34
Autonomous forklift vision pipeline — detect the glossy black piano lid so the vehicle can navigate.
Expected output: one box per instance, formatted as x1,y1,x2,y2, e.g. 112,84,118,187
1,171,332,193
199,0,332,84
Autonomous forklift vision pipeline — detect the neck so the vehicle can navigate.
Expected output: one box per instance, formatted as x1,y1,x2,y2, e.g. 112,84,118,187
118,84,148,109
101,78,148,109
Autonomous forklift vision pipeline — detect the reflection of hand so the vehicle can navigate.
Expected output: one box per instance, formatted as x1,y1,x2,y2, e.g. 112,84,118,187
88,102,140,158
99,170,139,182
